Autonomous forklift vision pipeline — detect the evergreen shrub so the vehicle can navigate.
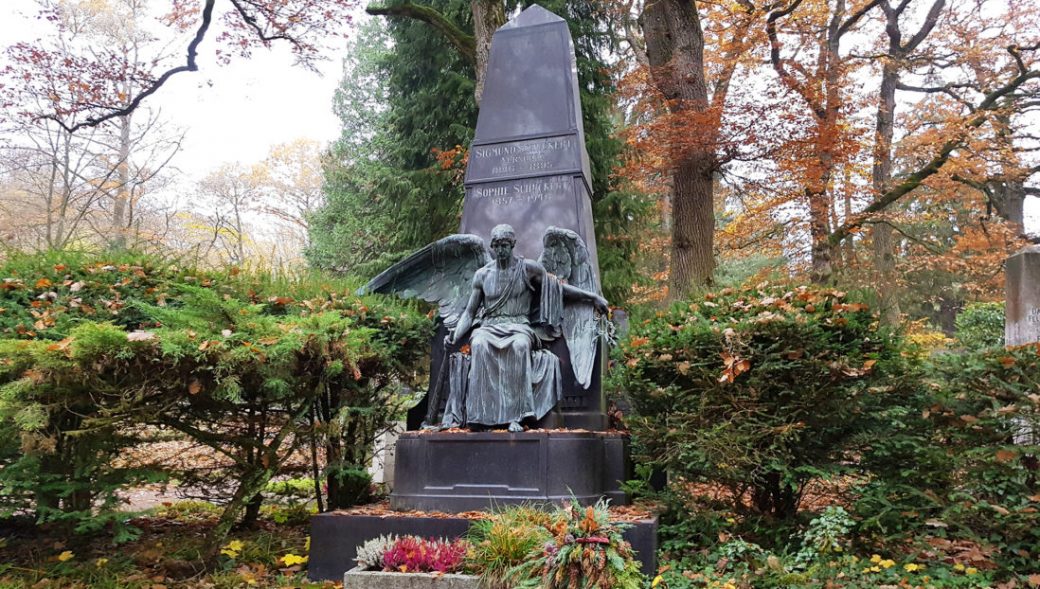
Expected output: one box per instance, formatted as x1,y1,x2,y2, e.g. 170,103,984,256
614,284,910,520
0,251,430,547
954,302,1004,350
923,345,1040,574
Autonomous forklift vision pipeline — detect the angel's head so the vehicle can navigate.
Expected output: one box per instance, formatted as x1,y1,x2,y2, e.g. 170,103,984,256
541,227,575,280
490,224,516,263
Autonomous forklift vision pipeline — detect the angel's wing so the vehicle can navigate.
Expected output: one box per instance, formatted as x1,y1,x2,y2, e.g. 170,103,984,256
358,234,490,329
539,227,601,389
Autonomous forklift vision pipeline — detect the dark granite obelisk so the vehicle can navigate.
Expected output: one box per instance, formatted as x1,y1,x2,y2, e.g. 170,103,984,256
460,5,599,282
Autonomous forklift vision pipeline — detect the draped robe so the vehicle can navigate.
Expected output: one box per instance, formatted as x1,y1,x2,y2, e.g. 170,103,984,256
456,258,563,427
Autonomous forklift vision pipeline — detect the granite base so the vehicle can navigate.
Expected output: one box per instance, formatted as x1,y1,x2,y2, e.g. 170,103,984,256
308,511,658,581
390,430,630,512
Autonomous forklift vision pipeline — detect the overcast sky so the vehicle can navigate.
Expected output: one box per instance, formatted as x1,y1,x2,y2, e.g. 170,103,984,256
0,0,351,182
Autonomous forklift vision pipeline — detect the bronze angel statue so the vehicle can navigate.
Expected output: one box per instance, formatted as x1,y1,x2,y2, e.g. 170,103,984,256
359,224,608,432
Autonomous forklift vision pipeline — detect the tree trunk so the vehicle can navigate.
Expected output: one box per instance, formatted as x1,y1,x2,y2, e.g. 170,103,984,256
990,114,1027,232
672,153,716,296
809,185,836,284
640,0,716,298
241,492,264,527
110,113,132,250
471,0,505,105
872,61,901,325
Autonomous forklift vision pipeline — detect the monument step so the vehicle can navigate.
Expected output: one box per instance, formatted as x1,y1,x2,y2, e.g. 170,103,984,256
390,430,630,513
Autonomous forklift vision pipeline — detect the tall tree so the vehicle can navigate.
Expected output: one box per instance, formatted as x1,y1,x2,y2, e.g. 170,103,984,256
636,0,759,297
1,0,182,251
766,0,880,283
869,0,946,325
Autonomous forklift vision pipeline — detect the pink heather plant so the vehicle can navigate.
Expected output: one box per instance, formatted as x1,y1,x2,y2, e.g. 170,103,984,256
382,536,469,573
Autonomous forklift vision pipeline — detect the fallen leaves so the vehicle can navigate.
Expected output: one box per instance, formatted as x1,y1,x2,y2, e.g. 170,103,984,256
719,352,750,384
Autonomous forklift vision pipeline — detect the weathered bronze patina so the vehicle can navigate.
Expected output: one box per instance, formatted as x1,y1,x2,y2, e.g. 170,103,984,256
359,224,606,431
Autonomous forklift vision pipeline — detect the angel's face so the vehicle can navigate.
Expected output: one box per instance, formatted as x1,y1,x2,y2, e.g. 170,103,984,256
490,237,515,262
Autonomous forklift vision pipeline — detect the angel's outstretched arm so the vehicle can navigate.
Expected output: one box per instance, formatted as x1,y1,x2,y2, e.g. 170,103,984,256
450,271,484,344
562,283,608,315
526,259,607,314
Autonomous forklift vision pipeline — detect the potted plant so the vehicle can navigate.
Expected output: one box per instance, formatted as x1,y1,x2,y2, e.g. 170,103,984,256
344,535,479,589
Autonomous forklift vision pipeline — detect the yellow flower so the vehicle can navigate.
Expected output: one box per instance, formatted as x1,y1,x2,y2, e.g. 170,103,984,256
725,518,736,524
953,563,965,571
870,554,882,564
282,553,308,566
965,567,978,575
652,575,665,588
869,566,881,573
57,551,74,562
95,558,109,568
880,559,896,569
220,539,244,559
904,563,921,572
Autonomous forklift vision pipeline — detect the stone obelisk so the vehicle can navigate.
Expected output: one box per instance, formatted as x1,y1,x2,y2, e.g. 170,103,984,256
460,4,600,281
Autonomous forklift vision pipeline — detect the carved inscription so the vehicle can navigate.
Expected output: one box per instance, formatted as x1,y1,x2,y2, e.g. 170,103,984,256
469,136,575,178
1028,307,1040,324
471,176,570,207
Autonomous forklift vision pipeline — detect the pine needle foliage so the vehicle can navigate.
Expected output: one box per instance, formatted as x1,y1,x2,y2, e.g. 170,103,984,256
0,250,430,549
614,284,910,519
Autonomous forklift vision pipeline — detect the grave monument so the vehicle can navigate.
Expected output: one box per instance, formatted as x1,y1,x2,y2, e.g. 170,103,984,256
308,6,656,580
1006,245,1040,348
1005,243,1040,445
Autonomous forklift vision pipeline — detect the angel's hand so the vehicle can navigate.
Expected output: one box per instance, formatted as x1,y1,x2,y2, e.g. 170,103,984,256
593,295,609,316
445,332,455,346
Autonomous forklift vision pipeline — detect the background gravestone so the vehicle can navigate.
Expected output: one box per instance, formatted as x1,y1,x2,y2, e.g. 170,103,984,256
1005,245,1040,347
1005,242,1040,445
460,4,600,284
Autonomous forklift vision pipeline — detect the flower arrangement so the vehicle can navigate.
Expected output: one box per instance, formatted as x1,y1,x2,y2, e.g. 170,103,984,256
355,534,398,570
507,499,643,589
355,535,469,574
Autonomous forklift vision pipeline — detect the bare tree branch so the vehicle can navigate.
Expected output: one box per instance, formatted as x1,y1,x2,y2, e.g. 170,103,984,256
45,0,217,134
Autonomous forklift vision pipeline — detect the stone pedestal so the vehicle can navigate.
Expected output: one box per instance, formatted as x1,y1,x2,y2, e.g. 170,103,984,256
1005,245,1040,346
390,430,629,512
